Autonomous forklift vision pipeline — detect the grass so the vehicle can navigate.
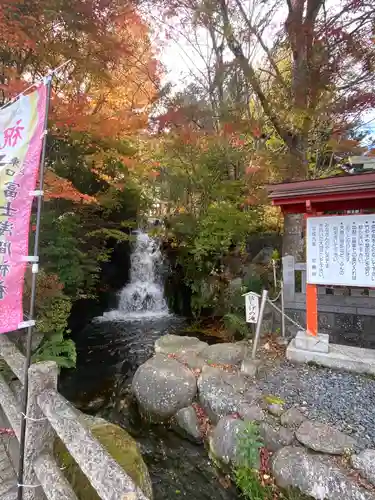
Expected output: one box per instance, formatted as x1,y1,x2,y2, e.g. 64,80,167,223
234,468,315,499
234,422,314,500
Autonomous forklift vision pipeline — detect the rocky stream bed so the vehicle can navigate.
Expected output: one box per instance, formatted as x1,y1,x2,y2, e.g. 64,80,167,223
60,316,375,500
60,317,238,500
132,334,375,500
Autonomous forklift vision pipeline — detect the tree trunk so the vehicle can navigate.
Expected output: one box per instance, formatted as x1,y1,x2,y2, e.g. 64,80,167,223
282,140,308,260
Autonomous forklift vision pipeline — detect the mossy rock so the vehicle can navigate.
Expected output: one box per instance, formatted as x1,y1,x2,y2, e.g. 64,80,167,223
54,420,153,499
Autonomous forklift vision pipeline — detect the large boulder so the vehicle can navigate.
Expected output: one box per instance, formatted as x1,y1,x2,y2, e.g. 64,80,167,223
259,423,294,452
132,354,197,420
200,343,247,366
155,335,208,356
200,366,250,393
280,408,306,429
197,366,249,423
272,446,375,500
209,416,246,466
175,352,206,371
296,421,357,455
54,419,153,500
352,450,375,486
173,406,202,443
238,403,265,423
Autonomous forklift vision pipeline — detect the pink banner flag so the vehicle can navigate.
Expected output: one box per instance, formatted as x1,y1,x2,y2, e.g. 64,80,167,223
0,83,48,334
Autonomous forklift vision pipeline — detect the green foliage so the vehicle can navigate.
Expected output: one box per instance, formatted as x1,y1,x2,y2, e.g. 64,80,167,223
23,270,76,368
243,272,263,295
86,228,134,243
234,467,273,500
33,333,77,369
237,422,263,470
272,249,280,261
39,211,103,298
223,313,248,337
31,284,76,370
234,422,271,500
36,294,72,337
168,203,257,319
192,202,254,264
234,422,313,499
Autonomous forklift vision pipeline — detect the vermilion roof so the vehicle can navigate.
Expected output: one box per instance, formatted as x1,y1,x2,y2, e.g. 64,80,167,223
267,173,375,213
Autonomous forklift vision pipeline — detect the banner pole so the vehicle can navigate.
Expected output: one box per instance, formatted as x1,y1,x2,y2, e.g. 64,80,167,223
17,75,53,500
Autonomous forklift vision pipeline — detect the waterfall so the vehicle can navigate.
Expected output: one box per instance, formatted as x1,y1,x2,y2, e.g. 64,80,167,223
102,230,169,321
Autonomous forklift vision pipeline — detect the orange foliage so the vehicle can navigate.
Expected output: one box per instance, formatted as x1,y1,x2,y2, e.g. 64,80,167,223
52,17,161,139
44,171,97,204
0,0,161,140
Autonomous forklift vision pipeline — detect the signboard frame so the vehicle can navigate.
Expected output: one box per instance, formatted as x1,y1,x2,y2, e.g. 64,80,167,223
306,212,375,288
244,291,260,324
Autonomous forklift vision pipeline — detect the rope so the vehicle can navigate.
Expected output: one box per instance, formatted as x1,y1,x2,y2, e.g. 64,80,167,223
266,299,305,331
268,289,282,303
21,413,47,422
267,297,366,365
18,483,41,489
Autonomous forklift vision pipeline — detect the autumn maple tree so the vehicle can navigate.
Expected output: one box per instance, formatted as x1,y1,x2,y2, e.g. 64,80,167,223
153,0,374,176
148,0,374,256
0,0,162,366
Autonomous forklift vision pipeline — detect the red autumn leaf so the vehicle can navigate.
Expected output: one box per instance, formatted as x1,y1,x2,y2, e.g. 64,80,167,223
44,171,97,204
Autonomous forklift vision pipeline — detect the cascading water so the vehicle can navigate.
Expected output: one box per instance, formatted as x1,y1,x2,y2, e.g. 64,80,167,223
62,231,237,500
102,230,169,320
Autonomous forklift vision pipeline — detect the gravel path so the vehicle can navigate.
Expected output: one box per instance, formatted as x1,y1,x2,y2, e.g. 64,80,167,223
256,361,375,447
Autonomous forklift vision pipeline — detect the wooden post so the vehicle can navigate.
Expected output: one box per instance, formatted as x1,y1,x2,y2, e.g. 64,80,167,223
305,213,318,337
306,284,318,336
251,290,269,359
23,361,58,500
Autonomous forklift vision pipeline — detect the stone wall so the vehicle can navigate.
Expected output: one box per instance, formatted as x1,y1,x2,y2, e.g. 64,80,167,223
132,335,375,500
284,308,375,349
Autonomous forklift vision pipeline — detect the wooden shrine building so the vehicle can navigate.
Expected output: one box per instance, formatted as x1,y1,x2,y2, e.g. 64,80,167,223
267,173,375,373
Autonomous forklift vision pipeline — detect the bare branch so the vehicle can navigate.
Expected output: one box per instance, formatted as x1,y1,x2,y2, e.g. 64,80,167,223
233,0,289,92
219,0,290,142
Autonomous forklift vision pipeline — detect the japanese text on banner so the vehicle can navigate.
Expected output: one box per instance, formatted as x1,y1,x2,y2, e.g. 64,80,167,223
0,84,47,334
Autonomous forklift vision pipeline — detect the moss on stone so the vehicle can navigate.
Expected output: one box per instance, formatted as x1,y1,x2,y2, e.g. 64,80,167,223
54,421,153,499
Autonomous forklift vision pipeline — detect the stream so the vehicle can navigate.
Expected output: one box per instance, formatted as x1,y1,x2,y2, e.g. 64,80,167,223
60,231,238,500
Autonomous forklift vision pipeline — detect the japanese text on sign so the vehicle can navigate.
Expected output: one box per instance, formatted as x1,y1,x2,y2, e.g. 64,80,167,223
0,83,47,334
307,214,375,287
245,292,259,323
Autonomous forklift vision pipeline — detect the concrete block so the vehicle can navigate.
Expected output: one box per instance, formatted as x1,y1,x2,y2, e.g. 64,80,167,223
295,331,329,353
286,340,375,376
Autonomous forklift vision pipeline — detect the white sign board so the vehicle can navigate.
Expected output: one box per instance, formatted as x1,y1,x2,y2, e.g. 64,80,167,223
306,214,375,287
245,292,259,323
